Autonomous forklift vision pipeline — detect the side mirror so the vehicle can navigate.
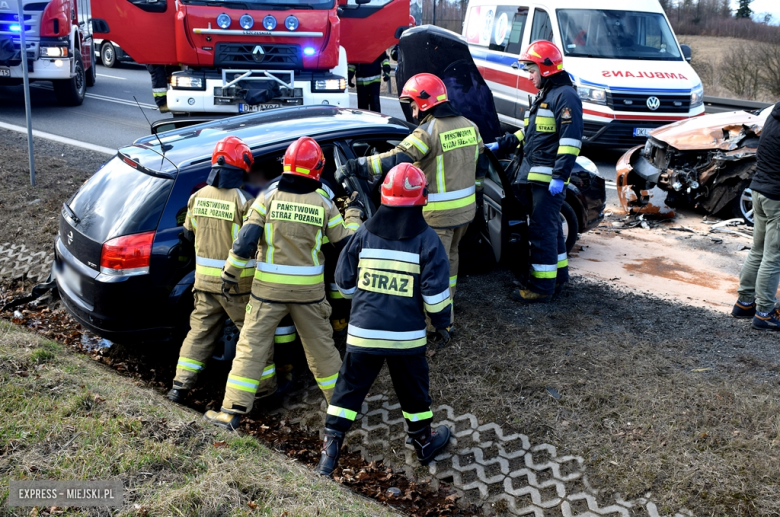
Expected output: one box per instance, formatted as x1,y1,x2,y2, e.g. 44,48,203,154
680,44,692,62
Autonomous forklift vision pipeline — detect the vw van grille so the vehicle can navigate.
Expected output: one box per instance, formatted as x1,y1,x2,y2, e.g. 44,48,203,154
214,43,301,70
607,92,691,113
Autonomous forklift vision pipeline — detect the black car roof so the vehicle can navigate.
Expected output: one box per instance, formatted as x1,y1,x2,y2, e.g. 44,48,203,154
121,106,414,174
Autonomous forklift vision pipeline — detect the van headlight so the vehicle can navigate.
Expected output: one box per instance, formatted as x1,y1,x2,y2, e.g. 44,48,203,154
577,85,607,105
690,84,704,109
171,74,205,90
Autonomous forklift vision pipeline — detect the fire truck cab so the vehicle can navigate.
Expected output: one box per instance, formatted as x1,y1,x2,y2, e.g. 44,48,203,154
0,0,95,105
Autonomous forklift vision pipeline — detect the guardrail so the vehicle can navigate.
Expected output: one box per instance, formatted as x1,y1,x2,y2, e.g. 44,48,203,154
704,96,773,114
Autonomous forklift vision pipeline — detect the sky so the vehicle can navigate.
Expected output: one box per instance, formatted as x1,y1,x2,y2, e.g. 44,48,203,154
731,0,780,24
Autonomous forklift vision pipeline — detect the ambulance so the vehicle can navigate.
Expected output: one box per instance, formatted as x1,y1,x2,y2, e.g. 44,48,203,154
464,0,704,147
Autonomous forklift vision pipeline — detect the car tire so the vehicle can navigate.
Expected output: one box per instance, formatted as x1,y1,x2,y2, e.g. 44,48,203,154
561,200,579,254
52,49,86,106
85,43,96,87
101,41,117,68
731,184,754,227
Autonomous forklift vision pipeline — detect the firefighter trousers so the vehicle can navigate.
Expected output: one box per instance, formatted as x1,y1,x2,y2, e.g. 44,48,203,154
174,291,249,389
325,350,432,434
146,64,173,108
528,184,568,295
432,224,469,326
356,81,381,112
221,298,342,414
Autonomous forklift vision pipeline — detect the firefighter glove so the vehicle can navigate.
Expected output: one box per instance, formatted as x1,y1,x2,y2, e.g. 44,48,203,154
548,178,564,196
486,142,498,152
345,158,370,180
436,328,451,346
344,191,366,220
221,270,238,300
383,73,391,82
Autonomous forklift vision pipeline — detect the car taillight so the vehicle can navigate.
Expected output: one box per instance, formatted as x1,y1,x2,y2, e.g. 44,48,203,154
40,0,71,37
100,231,154,276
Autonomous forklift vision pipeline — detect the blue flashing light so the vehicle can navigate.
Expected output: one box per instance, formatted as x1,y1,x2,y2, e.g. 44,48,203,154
303,47,316,56
10,24,21,32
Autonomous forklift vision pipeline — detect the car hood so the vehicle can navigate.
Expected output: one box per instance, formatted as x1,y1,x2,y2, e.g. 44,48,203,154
649,108,770,151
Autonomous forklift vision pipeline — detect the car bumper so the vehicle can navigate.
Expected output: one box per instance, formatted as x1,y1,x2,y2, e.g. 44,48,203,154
616,146,675,217
584,119,683,148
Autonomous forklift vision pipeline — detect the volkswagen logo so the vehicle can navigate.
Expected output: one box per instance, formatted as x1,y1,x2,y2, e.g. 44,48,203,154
646,96,661,111
252,45,264,62
67,231,73,246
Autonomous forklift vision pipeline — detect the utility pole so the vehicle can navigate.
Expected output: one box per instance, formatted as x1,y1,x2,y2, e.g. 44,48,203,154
432,0,436,26
16,0,35,186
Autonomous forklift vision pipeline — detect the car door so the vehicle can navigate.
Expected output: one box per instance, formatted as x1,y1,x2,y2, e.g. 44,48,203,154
91,0,177,65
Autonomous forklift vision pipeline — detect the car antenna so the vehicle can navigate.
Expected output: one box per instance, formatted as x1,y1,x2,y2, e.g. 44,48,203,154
133,96,167,156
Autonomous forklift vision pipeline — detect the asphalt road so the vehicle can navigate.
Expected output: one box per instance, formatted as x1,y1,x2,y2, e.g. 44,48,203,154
0,61,619,204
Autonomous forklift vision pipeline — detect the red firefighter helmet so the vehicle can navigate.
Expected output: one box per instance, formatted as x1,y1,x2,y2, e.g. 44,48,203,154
408,15,416,26
518,40,564,77
399,73,448,111
381,163,428,207
212,136,253,172
283,137,325,181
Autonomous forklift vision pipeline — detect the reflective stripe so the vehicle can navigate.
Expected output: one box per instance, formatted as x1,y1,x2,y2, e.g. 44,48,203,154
337,284,357,298
227,374,260,393
557,146,581,156
152,91,167,97
257,262,324,276
275,333,296,343
404,135,429,154
196,256,226,268
356,74,381,82
283,165,312,175
329,291,345,300
449,275,457,287
558,253,568,268
235,188,247,205
316,373,338,389
265,223,274,263
255,271,324,285
475,178,484,187
402,409,433,422
195,265,222,277
328,215,344,228
532,263,557,279
327,405,357,421
260,364,276,380
232,223,240,241
317,192,333,208
359,248,419,264
528,173,552,183
369,155,382,176
423,288,450,305
320,183,335,199
345,222,360,231
514,129,525,143
428,185,475,203
348,324,426,341
275,325,297,335
424,296,450,314
312,229,322,266
328,283,339,292
358,258,420,274
252,202,267,216
559,138,582,149
537,108,555,118
530,166,554,175
191,216,198,229
436,155,445,193
227,254,247,269
423,194,475,212
177,357,204,372
348,334,427,349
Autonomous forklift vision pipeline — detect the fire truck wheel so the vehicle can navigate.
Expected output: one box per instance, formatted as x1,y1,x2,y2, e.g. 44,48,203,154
53,49,86,106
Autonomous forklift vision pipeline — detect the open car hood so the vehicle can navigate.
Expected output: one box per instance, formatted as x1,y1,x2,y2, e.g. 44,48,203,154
649,109,770,151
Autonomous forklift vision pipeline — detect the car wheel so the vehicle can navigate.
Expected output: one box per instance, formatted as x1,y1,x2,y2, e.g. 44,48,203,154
731,185,754,227
101,42,116,68
52,49,85,106
561,200,579,254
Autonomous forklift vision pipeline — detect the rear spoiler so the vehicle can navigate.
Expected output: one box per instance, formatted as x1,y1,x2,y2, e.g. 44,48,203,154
151,116,230,135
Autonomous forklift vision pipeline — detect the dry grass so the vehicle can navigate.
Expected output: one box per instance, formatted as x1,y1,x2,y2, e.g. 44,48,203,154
0,321,398,517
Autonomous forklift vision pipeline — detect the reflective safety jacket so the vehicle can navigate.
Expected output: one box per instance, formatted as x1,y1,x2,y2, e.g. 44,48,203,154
335,220,451,355
185,186,254,294
223,179,362,304
361,110,486,229
516,73,583,186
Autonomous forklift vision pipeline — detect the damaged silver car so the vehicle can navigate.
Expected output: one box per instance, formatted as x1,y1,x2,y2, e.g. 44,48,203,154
616,106,773,223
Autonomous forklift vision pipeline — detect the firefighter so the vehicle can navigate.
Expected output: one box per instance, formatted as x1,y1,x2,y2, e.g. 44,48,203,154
315,163,453,476
167,136,256,404
487,41,583,303
203,137,364,430
147,64,173,113
348,52,391,112
340,73,489,332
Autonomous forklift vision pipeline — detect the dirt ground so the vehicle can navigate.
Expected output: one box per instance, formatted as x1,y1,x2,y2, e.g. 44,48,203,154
0,129,109,251
3,132,780,515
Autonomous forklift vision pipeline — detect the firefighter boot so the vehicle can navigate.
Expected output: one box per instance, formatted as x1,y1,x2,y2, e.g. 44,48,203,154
511,289,552,304
315,428,345,476
409,424,451,465
203,410,241,430
167,381,187,404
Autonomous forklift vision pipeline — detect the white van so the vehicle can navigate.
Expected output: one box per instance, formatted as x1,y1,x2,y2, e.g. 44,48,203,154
463,0,704,147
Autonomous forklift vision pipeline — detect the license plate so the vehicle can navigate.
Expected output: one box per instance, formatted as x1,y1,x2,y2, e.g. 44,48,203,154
59,262,83,298
239,103,282,113
0,67,10,77
633,128,652,137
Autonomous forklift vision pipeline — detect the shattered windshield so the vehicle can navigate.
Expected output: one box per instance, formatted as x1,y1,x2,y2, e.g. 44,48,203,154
557,9,683,61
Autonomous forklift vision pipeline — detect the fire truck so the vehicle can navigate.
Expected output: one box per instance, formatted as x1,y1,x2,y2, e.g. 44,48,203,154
92,0,409,115
0,0,96,105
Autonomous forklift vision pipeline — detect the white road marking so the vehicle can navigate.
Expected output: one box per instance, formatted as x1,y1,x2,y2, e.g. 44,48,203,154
0,121,116,156
96,73,127,80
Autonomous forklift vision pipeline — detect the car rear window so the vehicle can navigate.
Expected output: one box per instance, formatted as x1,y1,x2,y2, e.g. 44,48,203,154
68,156,173,242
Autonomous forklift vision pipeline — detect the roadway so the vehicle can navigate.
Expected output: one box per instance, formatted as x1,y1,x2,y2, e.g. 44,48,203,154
0,61,620,203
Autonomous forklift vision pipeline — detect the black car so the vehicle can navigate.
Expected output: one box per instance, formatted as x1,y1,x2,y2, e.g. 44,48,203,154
54,106,605,346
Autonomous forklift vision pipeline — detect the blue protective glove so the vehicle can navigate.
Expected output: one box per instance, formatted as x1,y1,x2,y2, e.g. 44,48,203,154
548,178,564,196
486,142,498,152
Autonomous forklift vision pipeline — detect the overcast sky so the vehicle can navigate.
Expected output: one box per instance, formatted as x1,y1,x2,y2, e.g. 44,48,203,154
731,0,780,23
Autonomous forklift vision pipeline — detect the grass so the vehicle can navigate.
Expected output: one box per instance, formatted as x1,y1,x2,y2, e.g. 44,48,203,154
0,321,398,517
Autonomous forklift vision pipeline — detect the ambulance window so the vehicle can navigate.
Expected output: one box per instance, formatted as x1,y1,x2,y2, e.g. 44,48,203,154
504,9,529,54
530,8,553,43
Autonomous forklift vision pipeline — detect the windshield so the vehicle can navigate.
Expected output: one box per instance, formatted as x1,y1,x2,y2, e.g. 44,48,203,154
180,0,335,8
557,9,683,61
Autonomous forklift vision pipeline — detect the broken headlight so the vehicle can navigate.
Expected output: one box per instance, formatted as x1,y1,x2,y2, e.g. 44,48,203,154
690,84,704,109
